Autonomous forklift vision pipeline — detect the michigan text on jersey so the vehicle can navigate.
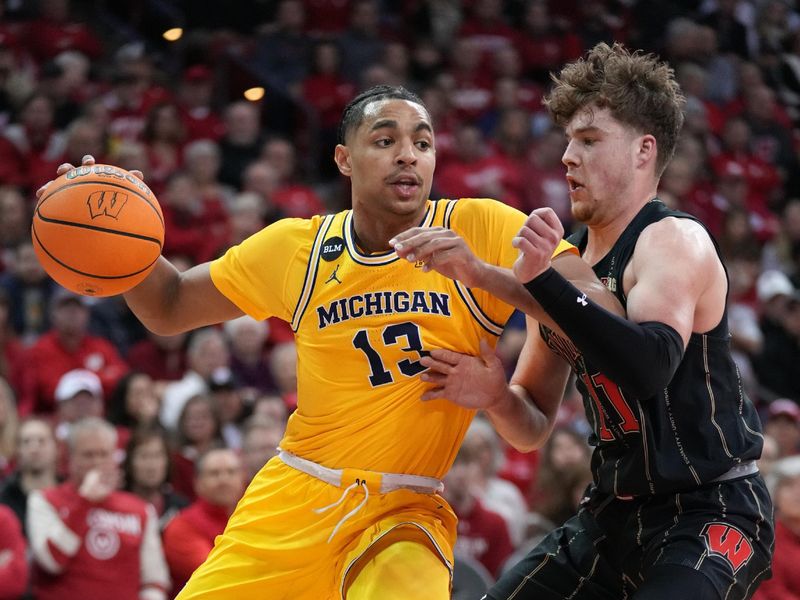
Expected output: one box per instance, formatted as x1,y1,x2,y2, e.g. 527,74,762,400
317,291,451,329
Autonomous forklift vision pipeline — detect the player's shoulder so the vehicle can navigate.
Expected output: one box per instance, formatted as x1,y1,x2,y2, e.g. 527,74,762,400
640,215,716,254
442,197,526,228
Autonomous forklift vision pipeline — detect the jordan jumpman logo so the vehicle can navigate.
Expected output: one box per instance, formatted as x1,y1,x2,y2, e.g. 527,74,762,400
326,264,342,284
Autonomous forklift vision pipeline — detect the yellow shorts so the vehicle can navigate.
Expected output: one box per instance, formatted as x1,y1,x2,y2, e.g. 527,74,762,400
175,456,457,600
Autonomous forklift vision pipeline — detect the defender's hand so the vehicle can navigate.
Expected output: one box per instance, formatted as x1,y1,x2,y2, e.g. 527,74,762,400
512,208,565,283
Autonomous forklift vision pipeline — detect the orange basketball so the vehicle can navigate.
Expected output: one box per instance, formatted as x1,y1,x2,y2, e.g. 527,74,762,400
31,164,164,297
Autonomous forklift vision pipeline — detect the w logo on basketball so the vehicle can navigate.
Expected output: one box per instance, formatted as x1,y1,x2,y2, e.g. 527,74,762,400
87,191,128,219
702,522,754,573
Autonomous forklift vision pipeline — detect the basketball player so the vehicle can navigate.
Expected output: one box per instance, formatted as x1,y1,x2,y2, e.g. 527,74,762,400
42,86,620,599
391,44,773,599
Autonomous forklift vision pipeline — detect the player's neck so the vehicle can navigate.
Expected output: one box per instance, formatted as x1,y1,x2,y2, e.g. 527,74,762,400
583,189,656,264
352,211,423,253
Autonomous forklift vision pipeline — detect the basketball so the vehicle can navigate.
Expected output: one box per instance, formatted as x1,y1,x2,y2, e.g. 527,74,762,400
31,164,165,297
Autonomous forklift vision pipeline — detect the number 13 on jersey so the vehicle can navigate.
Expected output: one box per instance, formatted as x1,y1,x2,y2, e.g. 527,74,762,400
352,322,429,386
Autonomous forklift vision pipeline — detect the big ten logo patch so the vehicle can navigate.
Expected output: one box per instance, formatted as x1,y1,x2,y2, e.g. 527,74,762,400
87,190,128,219
701,522,754,574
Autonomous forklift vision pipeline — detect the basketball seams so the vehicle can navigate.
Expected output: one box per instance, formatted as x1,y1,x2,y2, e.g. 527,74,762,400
34,212,164,246
31,221,160,280
37,179,164,226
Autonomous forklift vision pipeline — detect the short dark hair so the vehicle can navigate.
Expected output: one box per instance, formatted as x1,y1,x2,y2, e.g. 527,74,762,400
545,42,685,177
337,85,427,145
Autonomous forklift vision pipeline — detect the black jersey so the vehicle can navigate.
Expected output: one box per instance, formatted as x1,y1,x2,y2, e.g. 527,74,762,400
545,199,764,496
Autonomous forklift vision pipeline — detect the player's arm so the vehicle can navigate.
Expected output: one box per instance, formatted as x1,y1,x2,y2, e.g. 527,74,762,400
390,225,623,339
521,216,720,399
421,317,570,452
123,259,243,336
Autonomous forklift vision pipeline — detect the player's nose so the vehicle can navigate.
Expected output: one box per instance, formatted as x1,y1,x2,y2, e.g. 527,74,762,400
562,140,579,167
395,139,417,165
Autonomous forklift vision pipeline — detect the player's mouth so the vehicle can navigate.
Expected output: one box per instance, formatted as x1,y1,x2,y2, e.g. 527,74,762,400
387,174,422,198
566,175,585,193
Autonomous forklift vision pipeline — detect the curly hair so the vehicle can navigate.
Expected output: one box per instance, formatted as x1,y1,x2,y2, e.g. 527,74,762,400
544,42,685,177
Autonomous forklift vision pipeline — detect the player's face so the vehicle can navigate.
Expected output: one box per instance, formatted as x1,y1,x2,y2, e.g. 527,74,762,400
336,99,435,222
561,106,641,225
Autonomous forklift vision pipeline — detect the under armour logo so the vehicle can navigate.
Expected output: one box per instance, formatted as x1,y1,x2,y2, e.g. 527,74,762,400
325,265,342,284
577,293,588,307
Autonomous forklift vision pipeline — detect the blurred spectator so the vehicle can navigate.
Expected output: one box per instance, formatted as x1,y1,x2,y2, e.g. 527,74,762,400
224,315,275,397
0,187,30,270
698,0,750,59
208,367,246,450
141,102,186,195
252,0,312,95
762,198,800,279
58,115,107,170
160,171,230,265
0,289,23,391
515,0,581,84
107,372,161,446
240,161,283,222
177,66,225,143
0,377,17,477
241,415,284,481
0,92,64,192
170,394,225,501
51,369,106,476
755,291,800,401
122,427,188,532
0,418,58,529
183,139,235,210
162,448,244,595
759,434,781,480
26,0,102,63
217,101,264,189
0,503,27,600
269,341,298,412
445,37,493,122
435,122,523,209
27,417,169,600
754,455,800,599
460,418,527,547
0,242,57,343
126,329,188,384
524,127,570,225
250,394,289,426
529,425,592,527
225,192,268,246
743,84,797,180
88,294,148,358
261,136,326,218
764,399,800,458
301,40,355,179
338,0,387,85
19,288,128,416
160,327,229,430
444,439,513,578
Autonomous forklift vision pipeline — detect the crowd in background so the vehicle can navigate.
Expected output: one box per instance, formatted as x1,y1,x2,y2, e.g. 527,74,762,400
1,0,800,598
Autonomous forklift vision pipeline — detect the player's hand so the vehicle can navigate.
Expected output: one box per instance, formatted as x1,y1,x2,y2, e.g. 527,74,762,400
512,208,565,283
35,155,145,199
420,339,508,409
390,227,486,288
78,467,120,503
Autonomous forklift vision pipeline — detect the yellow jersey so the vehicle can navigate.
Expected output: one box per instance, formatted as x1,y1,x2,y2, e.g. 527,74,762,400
210,198,575,479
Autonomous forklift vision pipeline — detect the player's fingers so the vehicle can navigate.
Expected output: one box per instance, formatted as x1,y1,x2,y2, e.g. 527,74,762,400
478,338,496,365
35,180,53,199
56,162,76,176
512,233,539,255
129,169,144,181
537,207,565,237
81,155,96,166
419,356,455,374
426,347,463,366
421,387,447,401
420,371,449,385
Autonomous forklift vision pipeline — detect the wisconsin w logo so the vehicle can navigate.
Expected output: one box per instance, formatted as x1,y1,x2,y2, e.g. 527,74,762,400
87,191,128,219
702,522,754,574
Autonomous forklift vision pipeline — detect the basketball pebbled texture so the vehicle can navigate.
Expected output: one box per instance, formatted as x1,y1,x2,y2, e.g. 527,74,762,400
31,164,165,297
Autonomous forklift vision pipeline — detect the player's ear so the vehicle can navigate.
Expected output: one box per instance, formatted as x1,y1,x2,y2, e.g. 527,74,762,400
637,134,656,168
334,145,352,177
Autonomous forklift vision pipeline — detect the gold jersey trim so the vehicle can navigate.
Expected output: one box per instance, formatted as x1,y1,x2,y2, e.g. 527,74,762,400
291,214,336,331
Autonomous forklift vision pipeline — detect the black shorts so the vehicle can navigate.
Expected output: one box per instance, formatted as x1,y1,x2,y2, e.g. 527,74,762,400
487,475,774,600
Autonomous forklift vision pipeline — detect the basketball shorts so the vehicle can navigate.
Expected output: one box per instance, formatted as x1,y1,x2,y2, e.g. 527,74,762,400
488,474,774,600
175,455,457,600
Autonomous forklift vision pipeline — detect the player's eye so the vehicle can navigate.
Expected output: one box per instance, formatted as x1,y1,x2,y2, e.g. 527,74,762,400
416,140,431,150
376,138,393,147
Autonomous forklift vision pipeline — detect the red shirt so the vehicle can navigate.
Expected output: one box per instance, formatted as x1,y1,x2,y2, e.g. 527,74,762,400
29,483,168,600
272,184,326,219
436,155,525,209
453,499,514,577
0,504,27,600
753,520,800,599
162,498,230,595
19,332,128,416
